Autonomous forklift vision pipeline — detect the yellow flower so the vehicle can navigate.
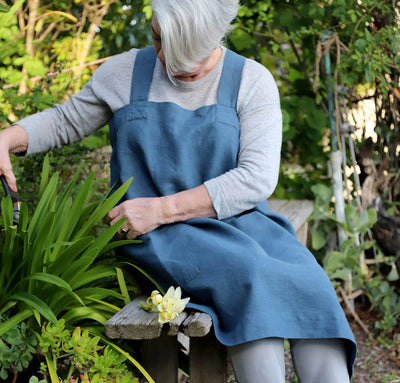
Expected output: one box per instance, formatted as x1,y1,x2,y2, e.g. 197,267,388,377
156,286,190,325
142,286,190,324
150,290,163,305
158,310,178,325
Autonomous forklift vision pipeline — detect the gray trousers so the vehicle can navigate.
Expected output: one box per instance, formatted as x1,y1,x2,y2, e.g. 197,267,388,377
227,338,350,383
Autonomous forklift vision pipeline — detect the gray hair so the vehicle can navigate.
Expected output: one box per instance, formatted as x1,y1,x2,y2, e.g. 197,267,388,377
152,0,239,79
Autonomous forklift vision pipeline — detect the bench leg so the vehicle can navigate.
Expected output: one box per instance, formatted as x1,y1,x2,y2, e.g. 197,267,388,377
141,330,178,383
189,333,227,383
297,221,309,246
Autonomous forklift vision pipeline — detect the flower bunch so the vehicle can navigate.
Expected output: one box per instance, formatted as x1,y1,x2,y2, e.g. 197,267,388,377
142,286,190,325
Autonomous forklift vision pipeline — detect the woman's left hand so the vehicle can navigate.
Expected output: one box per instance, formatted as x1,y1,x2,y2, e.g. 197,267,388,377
108,197,164,239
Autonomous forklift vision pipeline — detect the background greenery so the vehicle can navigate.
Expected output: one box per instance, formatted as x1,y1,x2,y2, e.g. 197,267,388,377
0,0,399,381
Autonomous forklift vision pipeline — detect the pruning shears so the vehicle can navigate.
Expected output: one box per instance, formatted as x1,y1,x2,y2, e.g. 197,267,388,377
0,175,21,225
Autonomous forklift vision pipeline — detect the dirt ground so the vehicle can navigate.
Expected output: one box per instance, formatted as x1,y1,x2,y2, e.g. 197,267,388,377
346,311,400,383
222,307,400,383
283,308,400,383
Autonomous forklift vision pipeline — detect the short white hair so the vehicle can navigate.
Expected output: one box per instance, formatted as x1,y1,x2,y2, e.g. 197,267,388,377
152,0,239,79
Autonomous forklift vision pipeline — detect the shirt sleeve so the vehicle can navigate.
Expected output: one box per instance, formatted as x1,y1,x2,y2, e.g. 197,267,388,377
15,52,134,155
204,60,282,219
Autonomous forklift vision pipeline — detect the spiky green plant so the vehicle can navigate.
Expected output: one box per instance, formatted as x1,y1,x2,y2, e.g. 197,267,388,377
0,155,139,335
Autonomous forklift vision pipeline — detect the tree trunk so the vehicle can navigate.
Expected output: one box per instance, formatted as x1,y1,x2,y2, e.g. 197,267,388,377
26,0,39,56
18,0,40,95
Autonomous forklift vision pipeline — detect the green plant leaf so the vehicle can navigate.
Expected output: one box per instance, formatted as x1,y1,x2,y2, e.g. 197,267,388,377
116,267,130,306
17,202,29,233
68,265,116,290
123,261,165,294
65,220,125,286
94,329,155,383
73,178,132,239
46,237,94,275
50,172,95,260
30,212,55,278
310,227,326,250
38,154,50,198
100,239,142,255
23,273,84,307
61,307,108,325
0,309,32,337
1,196,13,229
28,173,59,237
75,287,125,301
0,0,24,25
0,4,10,12
9,292,57,324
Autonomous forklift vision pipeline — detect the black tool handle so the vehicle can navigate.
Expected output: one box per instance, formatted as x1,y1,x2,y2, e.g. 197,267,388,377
0,175,22,204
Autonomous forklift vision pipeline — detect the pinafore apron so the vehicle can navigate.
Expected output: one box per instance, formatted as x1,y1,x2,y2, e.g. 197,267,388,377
109,46,356,375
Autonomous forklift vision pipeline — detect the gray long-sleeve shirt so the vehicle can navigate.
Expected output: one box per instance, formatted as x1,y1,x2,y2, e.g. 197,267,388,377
17,46,282,219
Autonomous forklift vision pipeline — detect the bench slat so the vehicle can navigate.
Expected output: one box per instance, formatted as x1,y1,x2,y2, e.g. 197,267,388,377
168,311,189,336
268,199,313,232
105,296,161,339
183,311,213,337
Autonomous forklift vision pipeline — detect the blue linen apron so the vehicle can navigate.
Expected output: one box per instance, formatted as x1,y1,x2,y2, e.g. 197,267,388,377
109,46,356,374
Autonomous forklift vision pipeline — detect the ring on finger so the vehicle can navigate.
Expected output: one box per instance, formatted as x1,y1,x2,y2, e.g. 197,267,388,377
121,227,129,235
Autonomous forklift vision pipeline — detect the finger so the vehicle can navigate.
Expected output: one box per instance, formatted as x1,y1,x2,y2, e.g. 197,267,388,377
103,214,111,225
108,205,121,221
126,229,139,240
1,167,18,192
114,227,128,240
120,226,129,236
0,154,17,191
110,216,124,227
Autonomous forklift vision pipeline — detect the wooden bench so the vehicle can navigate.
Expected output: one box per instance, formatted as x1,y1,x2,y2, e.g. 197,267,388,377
105,199,314,383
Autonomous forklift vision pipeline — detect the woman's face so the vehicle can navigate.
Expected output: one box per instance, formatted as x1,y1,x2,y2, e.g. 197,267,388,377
151,16,220,82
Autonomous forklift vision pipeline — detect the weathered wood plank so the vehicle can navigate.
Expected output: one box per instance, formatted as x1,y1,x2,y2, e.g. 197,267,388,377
190,333,227,383
168,311,189,336
268,199,313,232
104,296,161,339
183,311,213,337
141,329,178,383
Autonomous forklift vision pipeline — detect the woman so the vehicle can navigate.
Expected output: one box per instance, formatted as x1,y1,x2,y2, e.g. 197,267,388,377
0,0,356,381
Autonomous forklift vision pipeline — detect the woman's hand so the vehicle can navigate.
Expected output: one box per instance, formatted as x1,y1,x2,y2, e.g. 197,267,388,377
0,125,29,192
0,133,20,193
108,197,165,239
108,185,216,239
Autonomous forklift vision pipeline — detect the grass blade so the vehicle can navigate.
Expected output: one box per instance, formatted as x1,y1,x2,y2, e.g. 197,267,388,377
122,261,165,294
61,307,108,325
38,154,50,198
28,173,58,237
116,267,130,306
73,178,132,239
9,292,57,324
0,309,32,337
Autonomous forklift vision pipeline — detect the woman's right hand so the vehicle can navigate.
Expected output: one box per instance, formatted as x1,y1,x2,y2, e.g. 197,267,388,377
0,125,28,193
0,150,17,192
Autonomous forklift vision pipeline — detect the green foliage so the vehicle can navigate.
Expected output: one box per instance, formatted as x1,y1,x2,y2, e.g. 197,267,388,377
366,274,400,332
0,3,9,12
11,143,110,214
232,0,399,198
38,320,139,382
0,155,139,338
0,317,37,381
29,377,46,383
0,0,121,126
100,0,152,56
309,184,400,332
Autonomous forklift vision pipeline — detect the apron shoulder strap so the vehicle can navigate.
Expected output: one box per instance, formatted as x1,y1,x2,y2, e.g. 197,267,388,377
130,46,157,103
217,49,246,109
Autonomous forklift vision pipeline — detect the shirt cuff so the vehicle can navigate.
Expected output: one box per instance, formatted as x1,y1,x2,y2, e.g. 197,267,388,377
204,179,231,220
